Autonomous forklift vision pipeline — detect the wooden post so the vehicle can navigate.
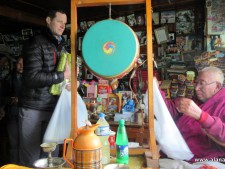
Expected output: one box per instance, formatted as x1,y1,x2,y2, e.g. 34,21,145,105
146,0,159,161
66,0,78,160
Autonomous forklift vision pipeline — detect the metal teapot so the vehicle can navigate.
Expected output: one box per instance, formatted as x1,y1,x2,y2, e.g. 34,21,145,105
63,124,102,169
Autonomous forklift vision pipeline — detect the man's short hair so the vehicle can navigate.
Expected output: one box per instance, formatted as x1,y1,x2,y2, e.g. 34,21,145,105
200,66,224,84
46,9,67,19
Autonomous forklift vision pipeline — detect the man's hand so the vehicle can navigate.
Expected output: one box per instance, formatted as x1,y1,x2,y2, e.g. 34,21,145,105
64,61,71,80
65,81,80,91
176,98,202,120
65,83,71,91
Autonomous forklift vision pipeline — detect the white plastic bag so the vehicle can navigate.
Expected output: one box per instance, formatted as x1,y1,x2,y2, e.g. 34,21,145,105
144,80,194,161
43,85,71,144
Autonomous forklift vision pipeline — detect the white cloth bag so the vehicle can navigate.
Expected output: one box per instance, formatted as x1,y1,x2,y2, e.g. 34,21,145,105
144,80,194,160
43,85,71,144
43,83,88,144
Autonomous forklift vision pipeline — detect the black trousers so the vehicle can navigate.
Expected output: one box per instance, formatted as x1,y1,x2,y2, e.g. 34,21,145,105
18,107,59,167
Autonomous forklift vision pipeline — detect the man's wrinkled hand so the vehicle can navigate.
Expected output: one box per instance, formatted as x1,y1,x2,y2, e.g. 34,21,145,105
176,98,202,120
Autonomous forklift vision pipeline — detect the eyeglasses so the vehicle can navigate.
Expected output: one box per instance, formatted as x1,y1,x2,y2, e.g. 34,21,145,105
195,80,216,88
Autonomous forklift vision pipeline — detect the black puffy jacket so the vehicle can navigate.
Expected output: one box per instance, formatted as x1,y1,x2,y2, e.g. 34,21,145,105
19,28,66,111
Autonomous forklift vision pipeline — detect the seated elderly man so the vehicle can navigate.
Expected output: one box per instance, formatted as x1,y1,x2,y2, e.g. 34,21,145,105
156,66,225,162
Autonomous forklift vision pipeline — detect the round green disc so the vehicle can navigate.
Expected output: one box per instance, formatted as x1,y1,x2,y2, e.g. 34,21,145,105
82,19,139,79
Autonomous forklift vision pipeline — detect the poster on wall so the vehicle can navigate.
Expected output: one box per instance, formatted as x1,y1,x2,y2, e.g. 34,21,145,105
206,35,223,51
185,35,203,52
207,0,225,35
152,12,159,25
176,10,195,35
160,11,176,24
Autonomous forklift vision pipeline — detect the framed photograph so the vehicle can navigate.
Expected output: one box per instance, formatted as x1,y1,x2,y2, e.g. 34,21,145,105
79,21,88,32
186,35,203,51
136,13,145,26
160,11,176,24
168,32,176,44
98,98,108,113
207,35,221,51
87,21,95,28
176,10,195,35
107,94,120,113
181,50,196,62
154,26,169,44
22,29,33,40
115,16,126,23
127,14,137,27
152,12,159,25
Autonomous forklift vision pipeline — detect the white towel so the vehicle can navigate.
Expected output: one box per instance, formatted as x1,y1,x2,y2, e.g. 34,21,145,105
143,80,194,160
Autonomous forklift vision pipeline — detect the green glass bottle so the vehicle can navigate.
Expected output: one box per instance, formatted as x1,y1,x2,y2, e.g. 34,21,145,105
116,119,129,164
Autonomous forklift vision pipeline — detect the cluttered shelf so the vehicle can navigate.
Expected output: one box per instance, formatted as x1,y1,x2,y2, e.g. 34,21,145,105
90,119,148,127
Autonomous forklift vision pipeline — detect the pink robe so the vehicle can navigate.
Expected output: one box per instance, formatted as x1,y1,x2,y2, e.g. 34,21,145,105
161,88,225,162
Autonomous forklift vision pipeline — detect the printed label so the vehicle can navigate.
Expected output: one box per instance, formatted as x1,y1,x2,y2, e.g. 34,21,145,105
116,145,128,158
96,126,109,136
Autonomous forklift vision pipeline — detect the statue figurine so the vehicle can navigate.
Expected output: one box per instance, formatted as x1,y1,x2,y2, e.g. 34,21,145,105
123,99,135,112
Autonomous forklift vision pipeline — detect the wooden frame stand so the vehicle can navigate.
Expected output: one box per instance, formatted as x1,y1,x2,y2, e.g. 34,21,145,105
69,0,159,168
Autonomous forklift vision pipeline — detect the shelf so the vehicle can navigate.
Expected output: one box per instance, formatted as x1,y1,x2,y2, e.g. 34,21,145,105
215,46,225,52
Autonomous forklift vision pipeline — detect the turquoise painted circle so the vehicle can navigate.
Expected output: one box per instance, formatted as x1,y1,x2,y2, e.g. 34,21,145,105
82,19,139,79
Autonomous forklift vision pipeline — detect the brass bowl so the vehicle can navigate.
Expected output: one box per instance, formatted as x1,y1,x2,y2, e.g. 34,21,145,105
33,157,65,169
40,142,57,153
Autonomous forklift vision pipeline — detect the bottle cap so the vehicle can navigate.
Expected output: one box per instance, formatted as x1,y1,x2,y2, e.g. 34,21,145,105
119,119,125,125
98,112,105,118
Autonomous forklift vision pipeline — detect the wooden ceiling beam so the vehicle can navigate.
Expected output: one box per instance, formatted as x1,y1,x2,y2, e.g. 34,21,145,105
0,5,45,26
75,0,145,7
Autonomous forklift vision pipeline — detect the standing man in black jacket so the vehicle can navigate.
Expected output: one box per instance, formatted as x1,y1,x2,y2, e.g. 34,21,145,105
18,9,70,167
